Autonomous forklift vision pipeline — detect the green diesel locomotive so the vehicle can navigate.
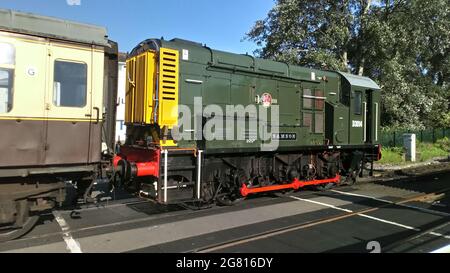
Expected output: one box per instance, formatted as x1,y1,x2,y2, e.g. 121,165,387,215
115,38,382,205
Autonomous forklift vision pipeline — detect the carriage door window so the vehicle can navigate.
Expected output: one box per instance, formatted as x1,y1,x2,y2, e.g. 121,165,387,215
53,60,87,107
0,43,15,113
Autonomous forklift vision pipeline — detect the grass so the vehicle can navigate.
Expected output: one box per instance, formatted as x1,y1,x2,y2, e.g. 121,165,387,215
378,147,406,165
418,142,449,162
379,138,450,165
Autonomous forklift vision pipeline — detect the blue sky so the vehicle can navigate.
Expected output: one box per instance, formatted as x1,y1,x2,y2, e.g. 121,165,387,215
0,0,274,54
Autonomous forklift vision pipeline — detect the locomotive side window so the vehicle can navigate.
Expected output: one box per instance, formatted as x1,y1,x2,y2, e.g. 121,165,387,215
53,60,87,108
315,113,324,134
303,89,313,109
0,43,15,113
315,90,325,110
302,88,325,133
303,112,313,132
354,91,362,115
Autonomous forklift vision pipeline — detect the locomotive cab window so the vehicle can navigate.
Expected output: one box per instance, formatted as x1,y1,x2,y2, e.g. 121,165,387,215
0,43,15,113
354,91,362,115
314,90,325,110
303,89,313,109
302,88,325,133
315,113,324,134
53,60,87,108
303,112,313,132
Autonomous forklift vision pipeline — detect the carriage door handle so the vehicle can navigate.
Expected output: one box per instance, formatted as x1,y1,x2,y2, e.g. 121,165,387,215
93,107,100,124
86,108,100,124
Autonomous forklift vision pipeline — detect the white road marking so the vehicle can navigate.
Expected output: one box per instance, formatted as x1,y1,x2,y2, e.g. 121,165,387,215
429,232,450,239
289,196,450,240
331,190,396,204
357,214,418,231
431,244,450,253
331,189,450,217
289,196,353,213
52,211,82,253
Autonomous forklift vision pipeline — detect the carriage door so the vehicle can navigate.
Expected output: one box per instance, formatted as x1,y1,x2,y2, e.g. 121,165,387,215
44,43,93,165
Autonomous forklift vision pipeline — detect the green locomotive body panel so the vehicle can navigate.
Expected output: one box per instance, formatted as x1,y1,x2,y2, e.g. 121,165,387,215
128,38,381,153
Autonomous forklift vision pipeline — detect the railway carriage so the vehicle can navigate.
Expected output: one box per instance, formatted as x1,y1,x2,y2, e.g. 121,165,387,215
0,10,118,241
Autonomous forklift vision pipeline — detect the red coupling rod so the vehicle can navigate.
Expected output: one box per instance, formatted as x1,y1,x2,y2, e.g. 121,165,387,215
240,175,341,197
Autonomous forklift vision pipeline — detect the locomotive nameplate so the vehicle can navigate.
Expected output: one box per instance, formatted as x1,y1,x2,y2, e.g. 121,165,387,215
272,133,297,141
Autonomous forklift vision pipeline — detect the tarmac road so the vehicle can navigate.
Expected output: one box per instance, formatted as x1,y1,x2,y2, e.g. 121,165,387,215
0,169,449,253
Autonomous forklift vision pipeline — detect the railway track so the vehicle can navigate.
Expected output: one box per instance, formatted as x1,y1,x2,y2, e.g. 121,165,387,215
4,189,294,244
382,220,450,252
2,171,449,252
192,187,450,253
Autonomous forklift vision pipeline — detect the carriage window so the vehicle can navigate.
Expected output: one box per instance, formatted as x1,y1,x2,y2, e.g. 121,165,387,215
54,61,87,108
0,69,13,113
0,43,14,113
0,43,15,65
354,91,362,115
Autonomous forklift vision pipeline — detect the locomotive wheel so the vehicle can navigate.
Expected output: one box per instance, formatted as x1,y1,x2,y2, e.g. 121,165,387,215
215,180,246,206
215,191,245,206
0,200,39,243
345,169,361,186
346,176,357,186
215,169,247,206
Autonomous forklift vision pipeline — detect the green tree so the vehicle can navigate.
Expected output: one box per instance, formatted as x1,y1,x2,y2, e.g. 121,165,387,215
246,0,450,130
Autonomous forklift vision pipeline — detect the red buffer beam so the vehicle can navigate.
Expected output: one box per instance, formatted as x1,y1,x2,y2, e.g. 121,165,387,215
240,175,341,197
134,162,159,177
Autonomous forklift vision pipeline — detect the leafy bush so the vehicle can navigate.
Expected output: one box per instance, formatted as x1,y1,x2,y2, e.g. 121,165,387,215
379,141,448,164
436,137,450,151
417,142,449,162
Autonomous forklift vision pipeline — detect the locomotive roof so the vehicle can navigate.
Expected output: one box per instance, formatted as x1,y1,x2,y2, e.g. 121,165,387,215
131,38,341,83
131,38,381,90
0,9,109,47
338,72,381,90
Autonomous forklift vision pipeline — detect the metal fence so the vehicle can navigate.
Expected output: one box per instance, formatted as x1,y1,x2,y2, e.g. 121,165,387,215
380,128,450,147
